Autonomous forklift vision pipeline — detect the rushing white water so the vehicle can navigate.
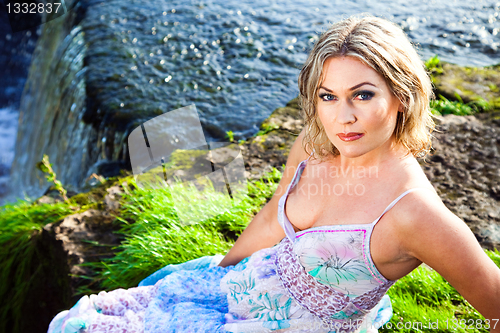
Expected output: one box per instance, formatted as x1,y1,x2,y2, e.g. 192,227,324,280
0,107,18,201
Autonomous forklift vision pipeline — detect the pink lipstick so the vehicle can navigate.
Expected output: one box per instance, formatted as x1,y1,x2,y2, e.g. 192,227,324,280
337,132,364,142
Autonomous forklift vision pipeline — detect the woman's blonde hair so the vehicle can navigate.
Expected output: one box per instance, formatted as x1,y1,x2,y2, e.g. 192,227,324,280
298,15,435,159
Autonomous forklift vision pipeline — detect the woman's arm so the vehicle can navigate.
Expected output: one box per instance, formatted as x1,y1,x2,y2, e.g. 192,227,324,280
218,128,309,267
396,190,500,331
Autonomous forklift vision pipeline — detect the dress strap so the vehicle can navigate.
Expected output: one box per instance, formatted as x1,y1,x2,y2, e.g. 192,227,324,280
372,188,431,226
306,148,314,161
277,156,310,242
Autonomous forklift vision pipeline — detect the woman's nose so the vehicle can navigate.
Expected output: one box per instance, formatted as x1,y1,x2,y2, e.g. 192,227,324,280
336,101,357,125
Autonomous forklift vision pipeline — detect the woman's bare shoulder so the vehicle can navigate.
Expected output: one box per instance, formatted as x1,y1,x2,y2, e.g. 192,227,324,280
388,185,484,269
288,128,310,164
388,175,457,232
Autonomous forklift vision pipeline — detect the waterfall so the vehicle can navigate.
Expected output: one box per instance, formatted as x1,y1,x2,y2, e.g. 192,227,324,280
8,2,101,201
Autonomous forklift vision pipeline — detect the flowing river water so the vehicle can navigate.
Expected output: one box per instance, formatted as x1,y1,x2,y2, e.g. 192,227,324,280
1,0,499,203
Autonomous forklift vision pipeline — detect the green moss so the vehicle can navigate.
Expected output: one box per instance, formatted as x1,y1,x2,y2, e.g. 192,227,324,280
70,186,108,208
255,122,280,137
225,130,235,142
251,101,302,153
425,55,444,75
163,148,209,170
491,97,500,109
286,97,300,109
432,61,500,111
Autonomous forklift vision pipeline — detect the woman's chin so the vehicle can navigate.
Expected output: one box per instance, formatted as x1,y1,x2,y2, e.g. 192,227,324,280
336,148,367,159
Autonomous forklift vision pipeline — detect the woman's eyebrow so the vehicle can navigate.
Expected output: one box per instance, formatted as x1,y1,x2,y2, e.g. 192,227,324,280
349,82,376,91
319,82,376,92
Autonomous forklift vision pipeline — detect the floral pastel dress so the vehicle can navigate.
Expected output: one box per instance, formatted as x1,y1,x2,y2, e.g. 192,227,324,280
48,157,417,333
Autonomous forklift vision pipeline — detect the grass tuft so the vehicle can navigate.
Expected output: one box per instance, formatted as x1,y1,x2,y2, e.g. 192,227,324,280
79,167,281,292
431,95,475,116
0,199,74,333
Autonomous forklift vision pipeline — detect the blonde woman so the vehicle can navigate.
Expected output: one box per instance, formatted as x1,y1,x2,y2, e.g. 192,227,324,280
49,15,500,333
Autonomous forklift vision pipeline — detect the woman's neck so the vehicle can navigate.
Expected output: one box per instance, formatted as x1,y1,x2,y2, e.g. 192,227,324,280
334,142,411,175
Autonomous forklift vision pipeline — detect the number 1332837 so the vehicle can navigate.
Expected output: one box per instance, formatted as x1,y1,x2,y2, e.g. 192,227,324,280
6,2,63,14
443,318,498,330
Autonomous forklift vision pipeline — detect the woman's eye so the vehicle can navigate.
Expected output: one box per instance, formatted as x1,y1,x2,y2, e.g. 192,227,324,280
354,91,374,100
319,93,335,101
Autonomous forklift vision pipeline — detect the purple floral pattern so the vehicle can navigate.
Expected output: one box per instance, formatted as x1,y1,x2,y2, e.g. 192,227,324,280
275,236,394,332
295,230,380,296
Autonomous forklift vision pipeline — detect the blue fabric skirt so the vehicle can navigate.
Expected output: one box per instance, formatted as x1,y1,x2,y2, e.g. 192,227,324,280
48,253,392,333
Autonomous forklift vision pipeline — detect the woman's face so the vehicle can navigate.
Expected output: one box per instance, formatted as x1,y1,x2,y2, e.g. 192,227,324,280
316,56,402,160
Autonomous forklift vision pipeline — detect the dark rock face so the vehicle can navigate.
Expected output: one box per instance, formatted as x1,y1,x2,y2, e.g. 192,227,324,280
422,113,500,249
7,229,71,333
0,184,125,333
42,185,124,297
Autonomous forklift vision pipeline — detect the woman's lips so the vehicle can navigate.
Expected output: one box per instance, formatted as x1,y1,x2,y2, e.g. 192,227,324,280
337,132,364,142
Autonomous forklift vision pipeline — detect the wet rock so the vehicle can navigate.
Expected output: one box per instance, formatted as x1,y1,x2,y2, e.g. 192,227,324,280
422,112,500,250
104,185,123,212
44,203,123,296
262,135,286,149
433,62,500,109
240,97,303,182
36,195,57,205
